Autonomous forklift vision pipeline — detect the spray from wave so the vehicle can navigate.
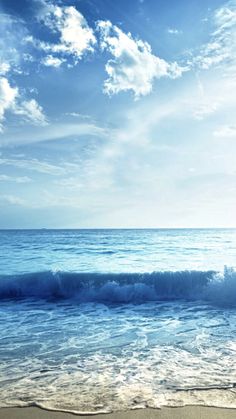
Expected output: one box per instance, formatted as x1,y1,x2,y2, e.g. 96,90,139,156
0,267,235,306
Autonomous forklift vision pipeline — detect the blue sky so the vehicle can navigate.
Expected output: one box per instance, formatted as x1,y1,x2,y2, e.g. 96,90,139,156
0,0,236,228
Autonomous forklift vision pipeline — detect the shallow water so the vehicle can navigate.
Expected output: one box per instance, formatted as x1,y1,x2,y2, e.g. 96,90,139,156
0,229,236,413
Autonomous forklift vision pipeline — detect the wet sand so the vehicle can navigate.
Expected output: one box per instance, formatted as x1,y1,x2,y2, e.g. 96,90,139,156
0,407,236,419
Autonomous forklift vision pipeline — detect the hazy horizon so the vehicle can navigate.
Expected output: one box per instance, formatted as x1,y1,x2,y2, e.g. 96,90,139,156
1,227,236,230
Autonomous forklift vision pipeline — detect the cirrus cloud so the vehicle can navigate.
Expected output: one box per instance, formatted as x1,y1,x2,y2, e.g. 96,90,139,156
194,1,236,72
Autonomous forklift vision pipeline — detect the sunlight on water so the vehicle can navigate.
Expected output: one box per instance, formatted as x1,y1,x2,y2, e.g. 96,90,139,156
0,229,236,275
0,229,236,413
0,299,236,412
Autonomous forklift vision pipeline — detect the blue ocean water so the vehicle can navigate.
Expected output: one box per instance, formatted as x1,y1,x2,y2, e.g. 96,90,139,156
0,229,236,413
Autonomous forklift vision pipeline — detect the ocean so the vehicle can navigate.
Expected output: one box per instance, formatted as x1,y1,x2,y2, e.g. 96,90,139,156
0,228,236,414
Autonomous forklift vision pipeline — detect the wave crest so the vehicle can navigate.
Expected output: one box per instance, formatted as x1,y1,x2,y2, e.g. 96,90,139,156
0,267,235,306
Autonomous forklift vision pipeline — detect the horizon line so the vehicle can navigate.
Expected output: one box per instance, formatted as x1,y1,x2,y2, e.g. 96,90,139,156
0,227,236,231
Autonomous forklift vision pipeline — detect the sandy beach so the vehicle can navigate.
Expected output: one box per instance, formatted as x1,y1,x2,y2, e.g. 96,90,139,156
0,407,236,419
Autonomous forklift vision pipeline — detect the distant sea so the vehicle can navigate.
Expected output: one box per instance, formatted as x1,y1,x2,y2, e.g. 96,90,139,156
0,228,236,413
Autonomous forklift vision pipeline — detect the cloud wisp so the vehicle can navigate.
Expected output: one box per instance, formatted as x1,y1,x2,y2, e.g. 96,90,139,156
0,157,67,176
0,174,31,183
194,1,236,72
214,124,236,138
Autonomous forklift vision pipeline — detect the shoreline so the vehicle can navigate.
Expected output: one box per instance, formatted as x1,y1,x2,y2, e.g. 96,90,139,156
0,406,236,419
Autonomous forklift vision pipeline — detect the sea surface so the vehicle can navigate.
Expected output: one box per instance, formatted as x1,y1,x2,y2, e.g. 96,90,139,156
0,228,236,414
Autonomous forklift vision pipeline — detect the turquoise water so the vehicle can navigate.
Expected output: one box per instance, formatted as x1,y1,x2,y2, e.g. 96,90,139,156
0,228,236,275
0,229,236,413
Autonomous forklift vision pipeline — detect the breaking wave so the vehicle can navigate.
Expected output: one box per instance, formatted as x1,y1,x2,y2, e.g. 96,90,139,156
0,267,235,306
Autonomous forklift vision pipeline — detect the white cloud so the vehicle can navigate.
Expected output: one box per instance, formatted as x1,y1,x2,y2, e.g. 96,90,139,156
0,13,25,71
0,11,48,131
13,99,48,126
65,112,92,120
214,124,236,137
0,62,10,75
97,20,186,98
195,1,236,71
214,3,236,33
42,55,65,67
167,28,181,35
0,74,47,131
0,77,18,132
38,3,96,62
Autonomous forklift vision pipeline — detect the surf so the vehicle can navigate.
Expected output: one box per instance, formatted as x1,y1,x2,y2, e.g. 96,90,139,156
0,267,235,306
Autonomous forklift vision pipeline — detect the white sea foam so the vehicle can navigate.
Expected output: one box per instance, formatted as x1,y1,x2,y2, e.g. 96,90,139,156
0,296,236,413
0,229,235,413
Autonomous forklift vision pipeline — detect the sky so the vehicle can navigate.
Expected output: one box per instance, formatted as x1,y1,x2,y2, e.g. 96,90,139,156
0,0,236,228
